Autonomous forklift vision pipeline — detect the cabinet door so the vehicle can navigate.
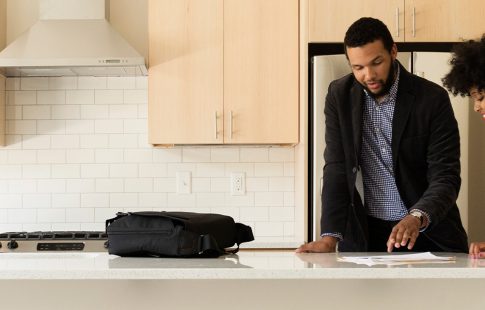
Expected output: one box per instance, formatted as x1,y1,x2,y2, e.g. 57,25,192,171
405,0,485,42
309,0,405,42
148,0,223,145
224,0,299,144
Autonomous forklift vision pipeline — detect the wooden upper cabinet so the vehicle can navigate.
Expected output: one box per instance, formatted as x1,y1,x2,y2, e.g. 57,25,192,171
310,0,485,43
404,0,485,42
309,0,405,42
148,0,299,145
148,0,224,145
223,0,299,144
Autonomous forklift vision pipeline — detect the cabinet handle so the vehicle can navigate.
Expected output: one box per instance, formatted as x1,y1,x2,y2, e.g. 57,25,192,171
412,7,416,37
229,111,233,140
395,7,399,38
214,111,218,140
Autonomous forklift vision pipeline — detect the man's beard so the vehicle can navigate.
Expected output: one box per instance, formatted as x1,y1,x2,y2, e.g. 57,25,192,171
362,61,396,98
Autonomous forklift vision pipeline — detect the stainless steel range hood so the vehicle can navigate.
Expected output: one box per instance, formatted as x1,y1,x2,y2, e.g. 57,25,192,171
0,0,147,77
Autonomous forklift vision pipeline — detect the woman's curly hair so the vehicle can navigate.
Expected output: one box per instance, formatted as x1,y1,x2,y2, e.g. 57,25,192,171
442,35,485,96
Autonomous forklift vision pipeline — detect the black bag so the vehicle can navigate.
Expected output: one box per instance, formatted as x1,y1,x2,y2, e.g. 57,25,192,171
105,211,254,258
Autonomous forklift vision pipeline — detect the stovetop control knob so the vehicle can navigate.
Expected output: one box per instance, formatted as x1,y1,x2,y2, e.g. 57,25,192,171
7,240,18,250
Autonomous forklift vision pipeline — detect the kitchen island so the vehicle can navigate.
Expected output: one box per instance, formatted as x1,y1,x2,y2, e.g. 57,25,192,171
1,250,484,309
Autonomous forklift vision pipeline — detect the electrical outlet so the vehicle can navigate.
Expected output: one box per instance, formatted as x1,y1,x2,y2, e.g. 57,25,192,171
230,172,245,195
176,171,191,194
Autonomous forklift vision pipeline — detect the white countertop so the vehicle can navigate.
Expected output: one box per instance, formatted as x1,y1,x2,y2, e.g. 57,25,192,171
1,250,484,280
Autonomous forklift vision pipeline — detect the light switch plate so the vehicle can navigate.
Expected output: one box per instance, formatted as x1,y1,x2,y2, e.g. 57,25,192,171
176,171,191,194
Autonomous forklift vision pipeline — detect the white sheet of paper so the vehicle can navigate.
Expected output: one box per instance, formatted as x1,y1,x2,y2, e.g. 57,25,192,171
338,252,455,266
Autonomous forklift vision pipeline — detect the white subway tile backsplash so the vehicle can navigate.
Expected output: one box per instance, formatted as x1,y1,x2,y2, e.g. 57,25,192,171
153,148,182,163
240,147,269,162
52,105,81,120
123,119,146,133
66,179,95,193
6,78,20,90
269,147,295,162
82,193,109,208
22,164,51,179
96,178,124,192
8,209,37,223
8,180,36,193
81,105,109,119
255,192,284,207
95,90,123,104
67,149,95,163
22,194,51,208
7,120,37,134
22,135,51,149
139,163,166,177
0,165,22,179
23,105,51,120
20,78,48,90
109,104,138,119
81,164,109,178
124,90,148,103
95,149,124,163
37,91,65,105
0,194,22,208
211,147,239,162
7,91,36,105
95,119,123,133
52,164,81,179
37,120,66,134
254,163,284,177
48,77,77,89
110,164,138,178
107,77,136,89
80,134,109,148
51,135,80,149
268,177,294,192
78,77,107,89
52,194,80,208
1,76,298,245
67,90,95,105
7,150,37,164
37,150,66,164
6,106,22,120
110,193,138,208
65,120,94,134
37,179,66,193
66,208,94,222
38,209,65,222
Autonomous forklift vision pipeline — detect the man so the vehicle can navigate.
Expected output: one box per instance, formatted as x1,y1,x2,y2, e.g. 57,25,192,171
297,17,468,253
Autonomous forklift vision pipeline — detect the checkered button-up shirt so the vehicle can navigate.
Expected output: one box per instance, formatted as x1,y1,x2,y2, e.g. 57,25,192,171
361,66,408,221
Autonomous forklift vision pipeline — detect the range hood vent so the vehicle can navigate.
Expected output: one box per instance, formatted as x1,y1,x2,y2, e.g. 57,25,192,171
0,0,147,77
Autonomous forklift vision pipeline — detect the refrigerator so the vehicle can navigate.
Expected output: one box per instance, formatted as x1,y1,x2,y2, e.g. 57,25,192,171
309,49,470,241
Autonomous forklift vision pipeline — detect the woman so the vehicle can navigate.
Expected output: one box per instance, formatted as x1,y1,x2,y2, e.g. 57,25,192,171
443,35,485,258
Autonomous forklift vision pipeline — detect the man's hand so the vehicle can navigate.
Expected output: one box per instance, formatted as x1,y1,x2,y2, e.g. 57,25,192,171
295,236,338,253
386,215,421,252
469,242,485,259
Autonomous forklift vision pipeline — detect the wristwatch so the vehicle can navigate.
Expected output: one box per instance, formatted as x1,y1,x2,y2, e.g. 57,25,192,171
409,210,424,228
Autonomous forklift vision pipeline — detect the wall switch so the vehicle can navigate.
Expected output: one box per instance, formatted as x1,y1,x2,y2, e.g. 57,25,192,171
230,172,245,195
176,171,191,194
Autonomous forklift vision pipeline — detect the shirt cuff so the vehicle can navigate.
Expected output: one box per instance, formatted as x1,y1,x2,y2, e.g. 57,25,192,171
321,232,343,241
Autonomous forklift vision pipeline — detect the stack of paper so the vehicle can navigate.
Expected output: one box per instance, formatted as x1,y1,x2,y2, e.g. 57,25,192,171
338,252,455,266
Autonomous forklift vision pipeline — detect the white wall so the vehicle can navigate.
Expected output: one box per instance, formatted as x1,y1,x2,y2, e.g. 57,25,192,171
0,76,300,247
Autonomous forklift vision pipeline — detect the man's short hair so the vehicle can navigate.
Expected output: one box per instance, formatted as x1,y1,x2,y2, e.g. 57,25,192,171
344,17,394,55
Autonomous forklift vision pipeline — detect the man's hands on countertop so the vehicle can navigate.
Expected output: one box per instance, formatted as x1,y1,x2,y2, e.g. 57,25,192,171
295,236,337,253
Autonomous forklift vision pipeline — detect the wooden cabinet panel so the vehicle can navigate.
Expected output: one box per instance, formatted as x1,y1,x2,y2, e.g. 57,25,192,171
405,0,485,41
224,0,299,144
149,0,299,145
309,0,405,42
309,0,485,43
148,0,223,144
